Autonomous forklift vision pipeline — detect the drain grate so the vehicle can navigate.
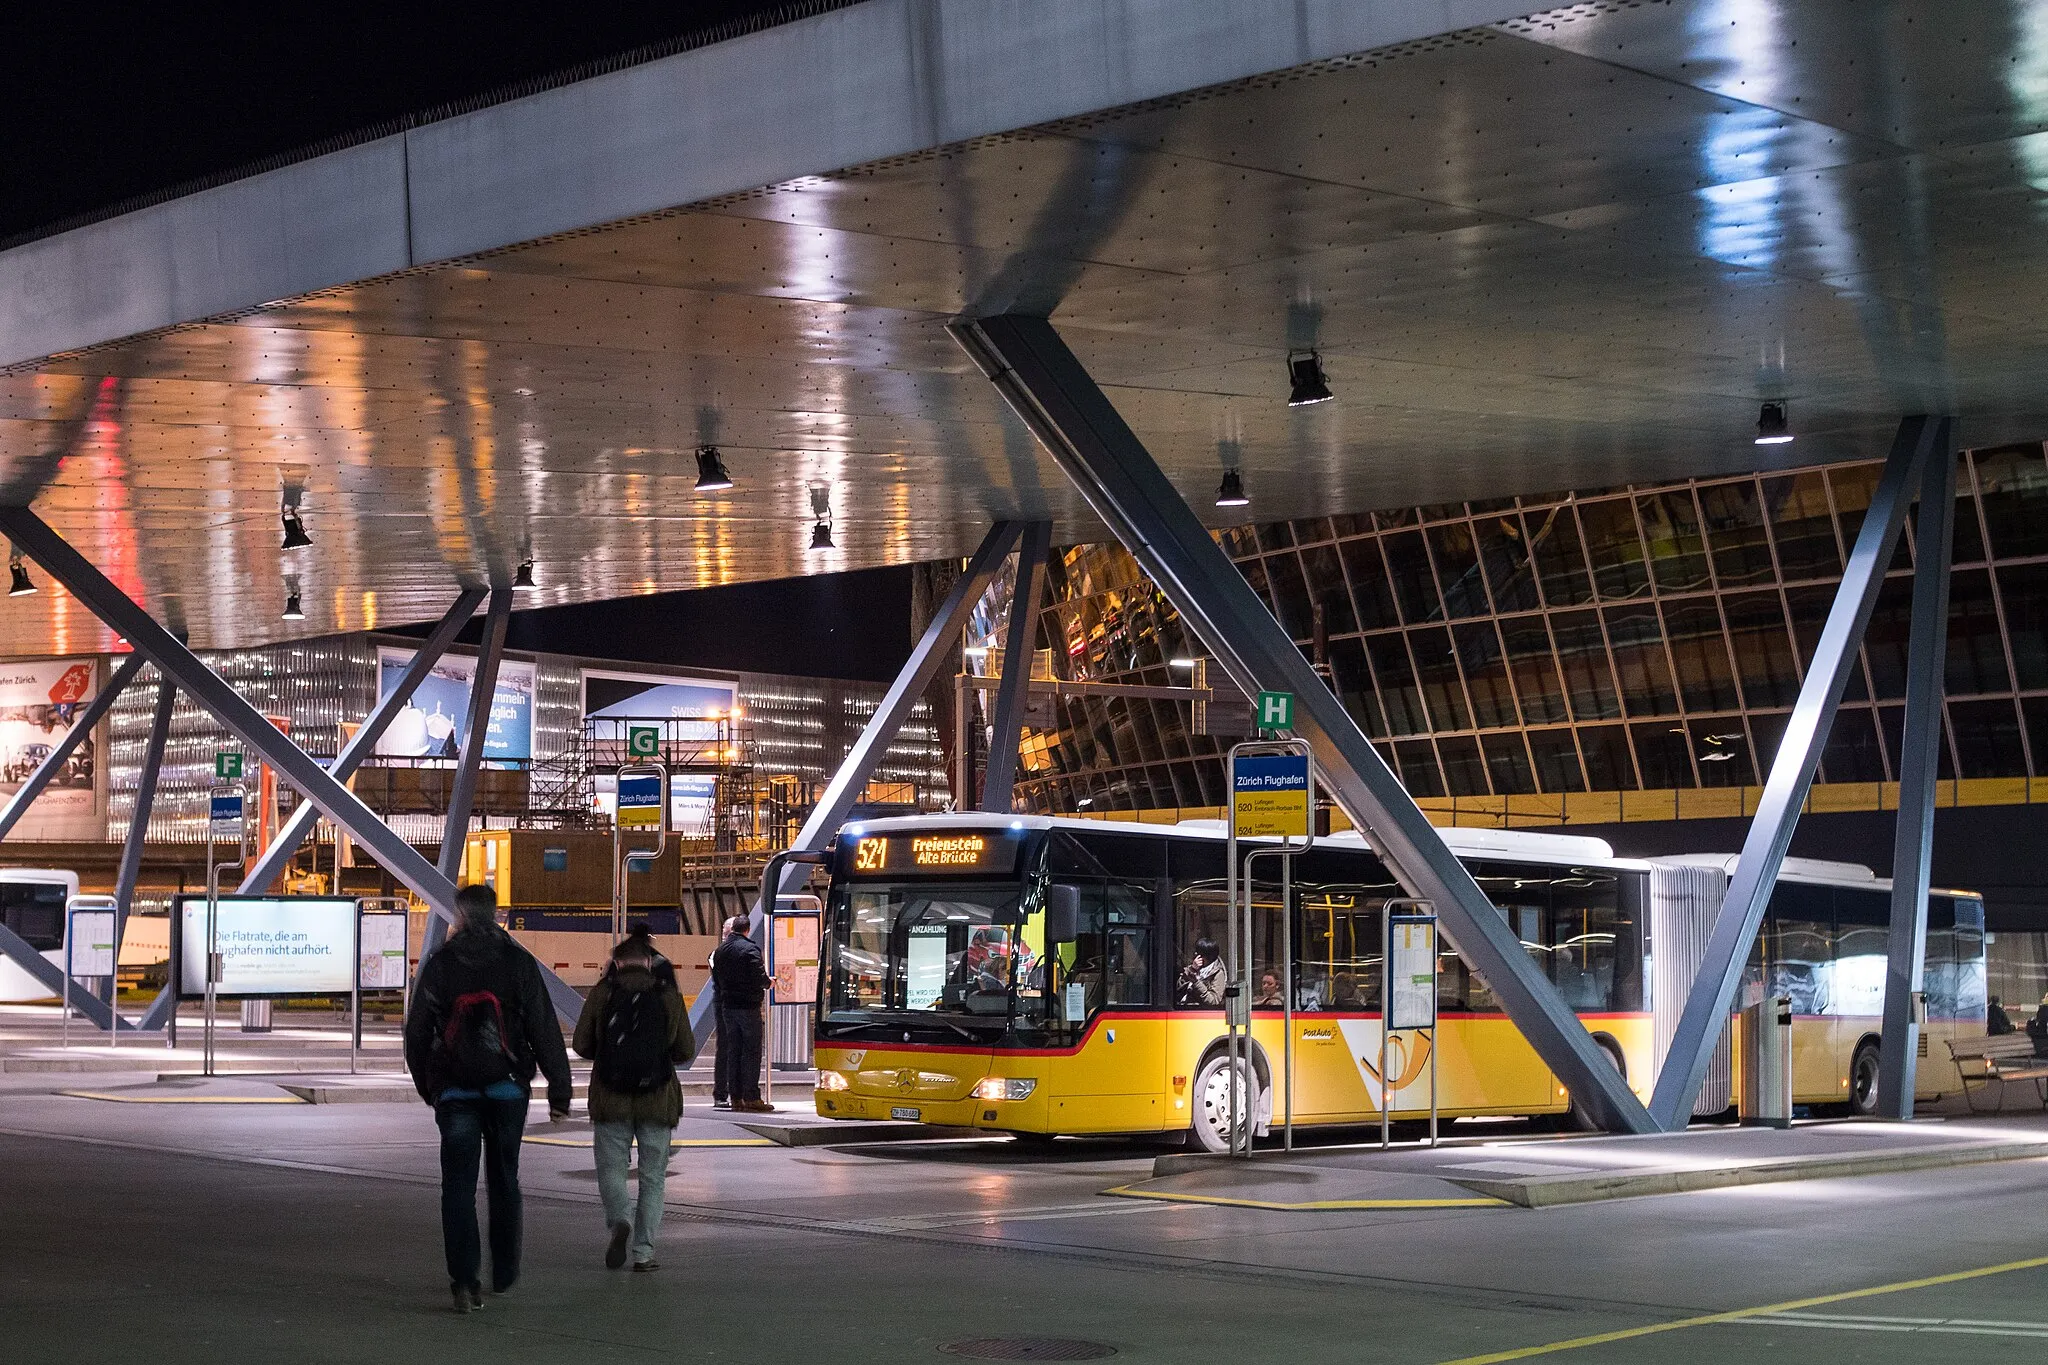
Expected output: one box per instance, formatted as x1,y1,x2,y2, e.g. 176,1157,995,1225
941,1340,1117,1361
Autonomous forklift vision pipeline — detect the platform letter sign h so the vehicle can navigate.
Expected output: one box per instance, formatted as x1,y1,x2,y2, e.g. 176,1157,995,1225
626,725,660,760
1255,690,1293,732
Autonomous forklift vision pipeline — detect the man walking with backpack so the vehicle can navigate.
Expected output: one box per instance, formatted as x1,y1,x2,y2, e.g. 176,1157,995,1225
573,924,694,1272
405,884,573,1314
711,914,773,1112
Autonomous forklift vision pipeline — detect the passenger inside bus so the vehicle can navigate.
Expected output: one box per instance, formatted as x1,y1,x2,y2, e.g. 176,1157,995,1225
1252,972,1284,1008
1177,938,1224,1007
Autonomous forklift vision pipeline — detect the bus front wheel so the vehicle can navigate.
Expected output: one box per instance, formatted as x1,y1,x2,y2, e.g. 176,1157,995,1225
1191,1052,1260,1154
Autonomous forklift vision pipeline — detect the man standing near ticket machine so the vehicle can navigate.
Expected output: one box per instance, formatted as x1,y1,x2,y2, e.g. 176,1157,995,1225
711,915,773,1113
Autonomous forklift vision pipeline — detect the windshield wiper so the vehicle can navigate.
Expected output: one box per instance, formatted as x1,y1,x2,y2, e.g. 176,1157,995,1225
826,1015,980,1042
823,1020,900,1037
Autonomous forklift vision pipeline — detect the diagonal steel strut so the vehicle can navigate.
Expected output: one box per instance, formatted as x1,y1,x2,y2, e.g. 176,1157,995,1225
982,520,1052,811
687,519,1025,1045
0,508,585,1022
1647,415,1942,1129
1877,423,1955,1118
239,587,486,893
421,585,512,965
952,312,1657,1135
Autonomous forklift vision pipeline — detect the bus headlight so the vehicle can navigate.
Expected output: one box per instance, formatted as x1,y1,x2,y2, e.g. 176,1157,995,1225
816,1071,851,1092
971,1077,1037,1102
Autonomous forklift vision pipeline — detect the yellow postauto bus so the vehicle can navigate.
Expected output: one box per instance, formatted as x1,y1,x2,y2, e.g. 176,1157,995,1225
812,815,1986,1147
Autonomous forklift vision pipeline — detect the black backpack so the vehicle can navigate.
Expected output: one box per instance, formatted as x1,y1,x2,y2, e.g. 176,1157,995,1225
441,989,518,1090
596,974,674,1096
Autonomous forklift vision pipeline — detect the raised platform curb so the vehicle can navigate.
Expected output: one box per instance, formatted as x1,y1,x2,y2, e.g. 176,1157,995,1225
1453,1136,2048,1207
1145,1126,2048,1209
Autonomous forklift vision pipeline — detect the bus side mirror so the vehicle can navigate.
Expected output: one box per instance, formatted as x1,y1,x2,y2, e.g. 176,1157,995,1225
1045,885,1081,943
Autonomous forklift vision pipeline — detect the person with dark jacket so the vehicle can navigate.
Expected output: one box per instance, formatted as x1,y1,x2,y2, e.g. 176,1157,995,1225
573,926,695,1272
403,884,573,1314
711,914,773,1112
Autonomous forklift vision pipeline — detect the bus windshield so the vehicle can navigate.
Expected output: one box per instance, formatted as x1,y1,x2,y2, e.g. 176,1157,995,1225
823,879,1044,1042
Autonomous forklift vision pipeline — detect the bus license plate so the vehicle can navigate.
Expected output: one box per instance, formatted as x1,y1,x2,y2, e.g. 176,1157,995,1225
890,1106,921,1121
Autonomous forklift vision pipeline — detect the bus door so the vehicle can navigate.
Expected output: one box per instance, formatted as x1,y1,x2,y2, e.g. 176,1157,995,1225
1293,891,1378,1119
1041,878,1162,1132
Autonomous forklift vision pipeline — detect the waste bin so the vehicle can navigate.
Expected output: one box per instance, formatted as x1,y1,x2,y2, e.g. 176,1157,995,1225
1739,994,1792,1128
240,998,273,1033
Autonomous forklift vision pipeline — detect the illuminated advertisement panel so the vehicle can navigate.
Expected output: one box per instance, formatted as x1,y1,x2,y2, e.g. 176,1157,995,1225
176,896,356,997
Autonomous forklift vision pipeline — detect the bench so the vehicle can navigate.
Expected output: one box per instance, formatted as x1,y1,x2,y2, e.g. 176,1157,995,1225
1946,1035,2048,1112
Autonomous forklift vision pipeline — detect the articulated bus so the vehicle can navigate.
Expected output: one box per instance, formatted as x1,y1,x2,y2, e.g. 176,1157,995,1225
811,815,1986,1147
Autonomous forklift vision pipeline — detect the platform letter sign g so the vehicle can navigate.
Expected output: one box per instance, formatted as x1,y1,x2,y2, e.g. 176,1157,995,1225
627,724,660,759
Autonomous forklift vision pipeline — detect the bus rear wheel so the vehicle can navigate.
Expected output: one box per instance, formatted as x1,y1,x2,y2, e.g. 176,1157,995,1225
1849,1040,1882,1116
1191,1052,1259,1154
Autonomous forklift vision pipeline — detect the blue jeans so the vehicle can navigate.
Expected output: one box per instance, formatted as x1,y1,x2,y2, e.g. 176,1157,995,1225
715,1004,763,1103
435,1093,529,1292
593,1120,674,1265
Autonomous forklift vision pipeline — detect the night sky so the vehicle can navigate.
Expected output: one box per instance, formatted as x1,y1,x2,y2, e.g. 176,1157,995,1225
2,3,917,677
0,4,835,243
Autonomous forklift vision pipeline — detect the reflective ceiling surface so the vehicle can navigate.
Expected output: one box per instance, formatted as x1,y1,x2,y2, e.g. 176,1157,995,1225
8,0,2048,654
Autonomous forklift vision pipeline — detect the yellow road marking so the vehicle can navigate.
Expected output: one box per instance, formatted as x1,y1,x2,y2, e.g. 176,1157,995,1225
57,1090,306,1104
1438,1253,2048,1364
1103,1184,1502,1211
523,1135,774,1149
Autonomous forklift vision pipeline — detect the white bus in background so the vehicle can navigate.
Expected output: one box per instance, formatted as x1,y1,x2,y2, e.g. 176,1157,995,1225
0,868,78,1002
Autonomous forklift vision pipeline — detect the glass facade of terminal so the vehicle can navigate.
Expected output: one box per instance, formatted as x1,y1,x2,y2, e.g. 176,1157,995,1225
1011,444,2048,814
104,643,947,847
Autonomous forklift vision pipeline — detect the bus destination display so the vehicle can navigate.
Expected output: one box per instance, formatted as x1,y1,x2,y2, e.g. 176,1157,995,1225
847,830,1020,878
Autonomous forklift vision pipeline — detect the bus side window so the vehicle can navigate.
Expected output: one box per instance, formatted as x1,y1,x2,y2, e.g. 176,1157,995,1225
1833,886,1888,1016
1764,882,1832,1016
1296,895,1376,1012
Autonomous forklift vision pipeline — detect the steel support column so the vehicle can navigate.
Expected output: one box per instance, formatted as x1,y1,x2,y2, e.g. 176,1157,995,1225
981,520,1051,811
0,921,115,1029
238,587,486,894
687,519,1023,1043
952,313,1655,1135
1877,424,1957,1118
107,676,175,1007
0,508,466,916
419,586,512,964
1648,415,1944,1129
0,651,144,843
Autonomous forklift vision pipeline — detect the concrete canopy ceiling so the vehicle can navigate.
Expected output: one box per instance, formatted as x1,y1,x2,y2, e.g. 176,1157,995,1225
6,0,2048,655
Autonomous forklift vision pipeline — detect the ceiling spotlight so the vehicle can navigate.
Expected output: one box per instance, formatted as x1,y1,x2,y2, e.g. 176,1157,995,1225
280,506,312,551
1754,401,1794,445
281,576,305,621
7,556,35,597
1216,469,1249,508
1287,350,1334,407
695,445,734,493
512,560,538,593
808,485,833,551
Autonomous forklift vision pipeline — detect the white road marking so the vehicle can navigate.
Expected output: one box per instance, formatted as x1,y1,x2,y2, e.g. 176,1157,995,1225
1735,1311,2048,1339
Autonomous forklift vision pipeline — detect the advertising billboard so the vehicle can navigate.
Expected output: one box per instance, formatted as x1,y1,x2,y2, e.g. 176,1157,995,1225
176,896,356,997
0,657,103,840
374,647,534,764
582,669,737,741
